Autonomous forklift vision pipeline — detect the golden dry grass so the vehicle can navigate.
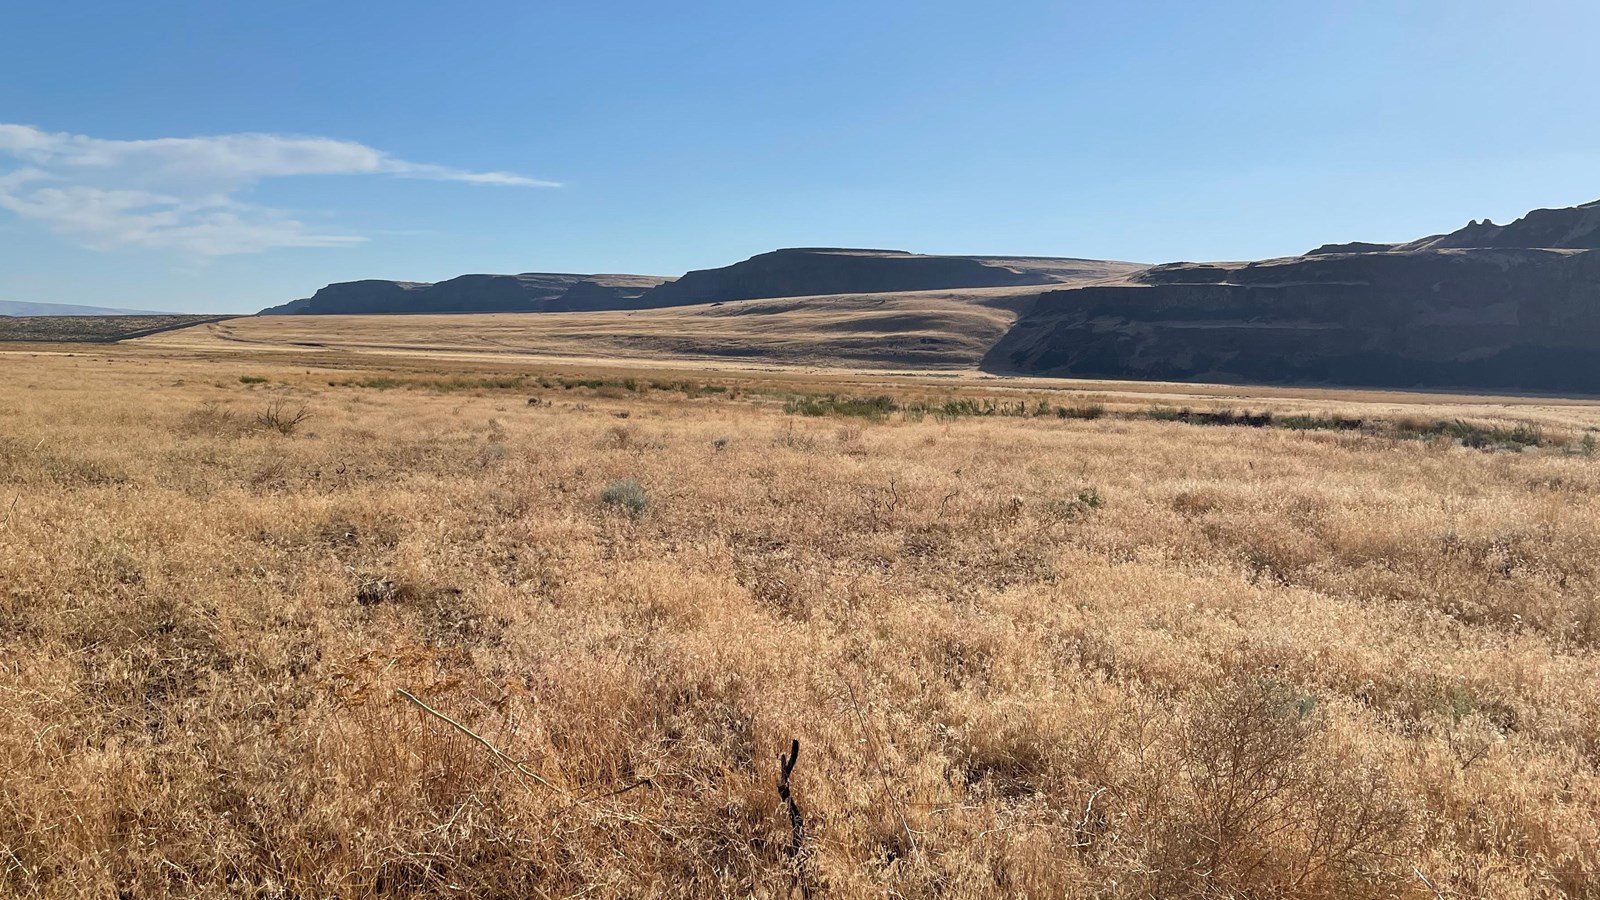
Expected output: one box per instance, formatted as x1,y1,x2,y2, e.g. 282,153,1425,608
135,287,1043,371
3,348,1600,898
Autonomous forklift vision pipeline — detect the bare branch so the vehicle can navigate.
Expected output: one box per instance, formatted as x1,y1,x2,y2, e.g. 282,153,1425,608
395,688,563,793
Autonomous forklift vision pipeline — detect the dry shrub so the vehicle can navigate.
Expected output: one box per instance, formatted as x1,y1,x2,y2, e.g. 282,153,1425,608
179,400,252,438
257,399,313,435
1153,674,1413,898
598,423,636,449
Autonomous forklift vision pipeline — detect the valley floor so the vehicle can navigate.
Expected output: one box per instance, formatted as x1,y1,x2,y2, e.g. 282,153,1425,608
2,345,1598,897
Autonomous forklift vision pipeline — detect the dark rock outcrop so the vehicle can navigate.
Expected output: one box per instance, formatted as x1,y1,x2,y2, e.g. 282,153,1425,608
260,280,432,316
258,297,312,315
1304,241,1398,256
988,200,1600,393
413,273,588,313
547,274,674,311
1399,200,1600,251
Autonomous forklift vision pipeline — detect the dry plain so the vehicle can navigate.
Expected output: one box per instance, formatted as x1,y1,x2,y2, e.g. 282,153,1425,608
138,288,1040,372
2,328,1600,898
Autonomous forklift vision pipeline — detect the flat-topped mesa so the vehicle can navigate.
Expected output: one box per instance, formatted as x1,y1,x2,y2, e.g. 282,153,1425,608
630,247,1128,308
1304,241,1400,256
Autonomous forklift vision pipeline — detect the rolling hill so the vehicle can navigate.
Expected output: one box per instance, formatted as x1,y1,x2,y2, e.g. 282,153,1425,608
157,284,1067,369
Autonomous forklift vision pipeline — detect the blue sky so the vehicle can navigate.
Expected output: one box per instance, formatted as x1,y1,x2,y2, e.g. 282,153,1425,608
2,1,1597,313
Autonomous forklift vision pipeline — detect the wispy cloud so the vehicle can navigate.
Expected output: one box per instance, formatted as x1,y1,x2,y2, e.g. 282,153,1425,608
0,124,556,255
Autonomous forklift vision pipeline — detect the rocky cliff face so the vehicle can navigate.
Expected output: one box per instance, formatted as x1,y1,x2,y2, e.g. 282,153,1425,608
988,209,1600,392
260,280,432,316
1305,201,1600,256
1398,200,1600,251
547,274,674,311
411,274,588,313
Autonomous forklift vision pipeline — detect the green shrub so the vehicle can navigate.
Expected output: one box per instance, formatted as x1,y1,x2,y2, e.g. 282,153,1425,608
784,394,897,420
1278,413,1364,431
1413,419,1545,451
600,479,649,518
1058,403,1106,420
1047,487,1104,521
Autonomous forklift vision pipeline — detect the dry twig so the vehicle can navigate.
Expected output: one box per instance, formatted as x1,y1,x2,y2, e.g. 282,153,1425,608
395,688,563,792
776,738,811,898
1414,866,1446,900
842,678,918,855
0,437,45,532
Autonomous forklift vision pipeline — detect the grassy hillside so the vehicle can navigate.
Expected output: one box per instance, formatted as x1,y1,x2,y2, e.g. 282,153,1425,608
142,287,1049,369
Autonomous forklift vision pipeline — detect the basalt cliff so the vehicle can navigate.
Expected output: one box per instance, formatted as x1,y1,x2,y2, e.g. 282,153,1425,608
987,200,1600,392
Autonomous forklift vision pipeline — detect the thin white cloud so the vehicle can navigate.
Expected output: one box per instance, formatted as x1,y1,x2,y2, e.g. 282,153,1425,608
0,124,556,255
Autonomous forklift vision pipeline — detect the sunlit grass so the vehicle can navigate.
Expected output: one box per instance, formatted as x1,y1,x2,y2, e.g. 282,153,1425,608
2,350,1598,898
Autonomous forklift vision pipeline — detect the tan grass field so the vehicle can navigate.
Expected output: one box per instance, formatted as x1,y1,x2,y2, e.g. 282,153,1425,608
139,287,1043,371
3,341,1600,898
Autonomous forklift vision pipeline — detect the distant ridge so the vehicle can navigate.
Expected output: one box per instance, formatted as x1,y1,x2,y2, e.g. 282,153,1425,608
1398,199,1600,251
249,196,1600,394
0,300,171,316
260,272,675,315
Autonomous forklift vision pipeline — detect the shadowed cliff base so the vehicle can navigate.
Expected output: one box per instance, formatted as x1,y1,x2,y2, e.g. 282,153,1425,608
984,243,1600,394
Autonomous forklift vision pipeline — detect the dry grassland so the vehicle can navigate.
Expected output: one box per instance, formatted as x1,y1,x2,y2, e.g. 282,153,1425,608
3,348,1600,898
137,291,1036,370
0,316,233,344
